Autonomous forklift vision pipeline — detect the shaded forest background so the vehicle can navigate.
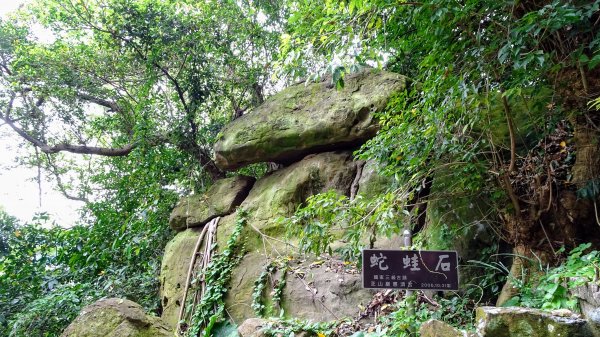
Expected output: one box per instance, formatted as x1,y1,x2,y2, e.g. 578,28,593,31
1,0,599,336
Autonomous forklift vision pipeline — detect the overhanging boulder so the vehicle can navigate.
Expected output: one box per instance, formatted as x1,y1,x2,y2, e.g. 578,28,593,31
214,69,408,170
169,176,254,231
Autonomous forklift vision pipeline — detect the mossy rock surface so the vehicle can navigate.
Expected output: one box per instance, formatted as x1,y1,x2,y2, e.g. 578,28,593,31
224,253,374,324
61,298,170,337
216,151,358,252
159,228,204,329
419,319,467,337
214,69,408,170
214,152,370,322
169,176,254,230
476,306,593,337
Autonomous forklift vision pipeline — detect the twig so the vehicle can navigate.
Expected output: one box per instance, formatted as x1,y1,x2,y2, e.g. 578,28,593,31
293,270,340,320
350,160,365,200
501,94,517,172
578,60,590,96
594,200,600,228
539,220,556,256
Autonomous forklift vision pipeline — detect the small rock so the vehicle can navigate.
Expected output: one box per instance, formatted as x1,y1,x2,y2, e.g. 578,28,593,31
238,318,268,337
169,176,254,230
419,319,464,337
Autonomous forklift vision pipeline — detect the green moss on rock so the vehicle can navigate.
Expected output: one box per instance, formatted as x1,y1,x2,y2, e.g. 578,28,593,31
169,176,254,231
61,298,170,337
214,69,408,170
476,306,593,337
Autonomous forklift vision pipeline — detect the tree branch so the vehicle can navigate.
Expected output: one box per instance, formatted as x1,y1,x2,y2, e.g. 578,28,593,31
501,94,517,173
76,93,122,112
45,153,90,203
1,114,136,156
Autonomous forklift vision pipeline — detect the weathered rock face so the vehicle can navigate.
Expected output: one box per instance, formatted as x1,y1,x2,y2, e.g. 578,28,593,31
61,298,170,337
159,228,203,329
214,70,408,170
169,176,254,230
573,282,600,319
159,151,366,326
216,152,369,322
225,253,374,325
356,160,394,198
280,259,374,321
216,151,358,250
476,306,593,337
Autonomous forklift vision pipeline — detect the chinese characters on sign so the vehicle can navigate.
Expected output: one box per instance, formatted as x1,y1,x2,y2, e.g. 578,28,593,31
362,250,459,291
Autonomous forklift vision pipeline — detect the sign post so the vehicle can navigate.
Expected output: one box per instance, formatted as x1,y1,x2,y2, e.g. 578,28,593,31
403,228,414,320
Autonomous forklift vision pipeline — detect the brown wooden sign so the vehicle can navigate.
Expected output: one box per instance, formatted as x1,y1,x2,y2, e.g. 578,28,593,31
362,249,459,291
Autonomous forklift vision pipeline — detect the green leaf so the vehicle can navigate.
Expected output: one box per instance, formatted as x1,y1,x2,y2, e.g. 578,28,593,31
588,54,600,69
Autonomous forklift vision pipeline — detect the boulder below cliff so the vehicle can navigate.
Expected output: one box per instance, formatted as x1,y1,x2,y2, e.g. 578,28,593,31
61,298,170,337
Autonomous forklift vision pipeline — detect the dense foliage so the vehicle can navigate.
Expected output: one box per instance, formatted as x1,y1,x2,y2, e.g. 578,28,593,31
281,0,600,236
1,1,283,335
1,0,599,336
0,157,176,336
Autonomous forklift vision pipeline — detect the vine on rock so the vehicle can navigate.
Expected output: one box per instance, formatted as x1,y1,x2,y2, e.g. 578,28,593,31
183,209,248,337
251,258,290,317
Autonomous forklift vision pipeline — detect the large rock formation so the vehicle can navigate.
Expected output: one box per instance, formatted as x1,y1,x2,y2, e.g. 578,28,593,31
214,69,408,170
169,176,254,230
61,298,170,337
212,151,373,322
155,71,412,330
215,151,359,250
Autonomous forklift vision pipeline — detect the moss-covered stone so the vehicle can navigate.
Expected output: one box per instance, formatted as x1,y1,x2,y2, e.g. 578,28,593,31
214,70,408,170
169,176,254,231
159,228,203,329
476,306,593,337
216,152,367,322
356,160,394,198
216,151,358,252
61,298,170,337
238,318,268,337
419,319,465,337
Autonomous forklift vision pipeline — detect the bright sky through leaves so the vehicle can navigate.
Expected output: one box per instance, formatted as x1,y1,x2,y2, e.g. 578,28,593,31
0,0,82,226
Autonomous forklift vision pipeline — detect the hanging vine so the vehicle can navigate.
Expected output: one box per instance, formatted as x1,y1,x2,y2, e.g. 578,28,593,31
181,209,248,337
251,258,290,317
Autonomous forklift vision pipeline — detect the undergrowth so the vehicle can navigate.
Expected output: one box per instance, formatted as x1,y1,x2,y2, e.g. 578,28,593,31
503,243,600,311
